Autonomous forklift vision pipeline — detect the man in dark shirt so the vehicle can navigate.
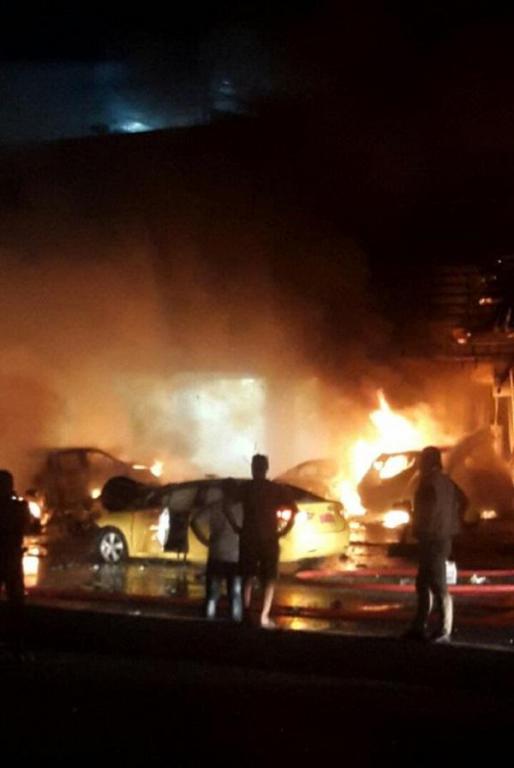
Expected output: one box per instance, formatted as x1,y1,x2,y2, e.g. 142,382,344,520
0,470,31,653
236,454,297,628
404,446,467,643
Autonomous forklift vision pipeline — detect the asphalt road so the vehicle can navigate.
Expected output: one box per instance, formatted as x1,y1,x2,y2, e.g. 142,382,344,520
1,601,513,765
2,537,514,764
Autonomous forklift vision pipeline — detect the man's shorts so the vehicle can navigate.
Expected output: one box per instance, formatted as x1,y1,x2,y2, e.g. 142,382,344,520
239,540,279,581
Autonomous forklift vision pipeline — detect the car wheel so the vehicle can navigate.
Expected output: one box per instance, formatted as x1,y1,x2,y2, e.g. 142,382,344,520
97,527,128,564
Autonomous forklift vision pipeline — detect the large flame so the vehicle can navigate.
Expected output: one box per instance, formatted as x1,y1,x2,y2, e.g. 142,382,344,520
337,390,453,516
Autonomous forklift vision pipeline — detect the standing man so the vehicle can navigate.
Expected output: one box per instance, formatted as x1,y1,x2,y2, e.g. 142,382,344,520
405,446,467,643
233,454,297,628
190,479,243,622
0,470,31,655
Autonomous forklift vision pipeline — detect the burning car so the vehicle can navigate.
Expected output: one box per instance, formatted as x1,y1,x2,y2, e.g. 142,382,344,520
29,447,160,529
356,429,514,544
94,477,350,566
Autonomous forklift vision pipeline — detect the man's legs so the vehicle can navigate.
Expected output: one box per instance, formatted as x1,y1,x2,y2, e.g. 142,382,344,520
406,541,434,637
430,541,453,639
260,579,276,626
437,591,453,637
259,544,279,627
227,575,243,622
205,573,222,620
243,576,254,609
240,543,258,616
5,555,25,654
412,565,433,633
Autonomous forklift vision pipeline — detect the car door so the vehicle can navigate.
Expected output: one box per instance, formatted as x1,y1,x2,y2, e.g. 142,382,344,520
160,484,198,555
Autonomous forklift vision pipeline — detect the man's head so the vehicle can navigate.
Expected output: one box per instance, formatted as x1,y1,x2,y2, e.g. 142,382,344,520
419,446,442,474
251,454,269,480
0,470,14,497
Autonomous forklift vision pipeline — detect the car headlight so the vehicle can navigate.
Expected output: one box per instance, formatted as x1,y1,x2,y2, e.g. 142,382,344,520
28,500,42,519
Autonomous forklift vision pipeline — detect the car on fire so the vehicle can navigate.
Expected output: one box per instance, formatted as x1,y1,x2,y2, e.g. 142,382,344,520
357,430,514,545
28,447,158,527
93,477,350,566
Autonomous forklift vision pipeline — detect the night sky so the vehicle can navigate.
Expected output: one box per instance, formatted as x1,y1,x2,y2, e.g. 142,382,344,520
3,2,514,333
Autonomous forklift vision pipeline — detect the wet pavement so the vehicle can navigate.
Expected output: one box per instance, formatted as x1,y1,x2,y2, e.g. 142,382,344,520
18,538,514,648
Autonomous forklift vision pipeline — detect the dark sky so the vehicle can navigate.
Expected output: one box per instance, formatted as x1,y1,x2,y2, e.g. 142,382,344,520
0,2,316,59
3,2,511,60
4,2,514,273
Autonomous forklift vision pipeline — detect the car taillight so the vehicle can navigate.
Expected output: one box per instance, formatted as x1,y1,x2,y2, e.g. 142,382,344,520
329,502,345,517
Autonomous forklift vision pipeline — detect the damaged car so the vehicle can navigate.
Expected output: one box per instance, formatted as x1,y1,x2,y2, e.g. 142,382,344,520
94,476,350,566
29,447,158,530
357,429,514,546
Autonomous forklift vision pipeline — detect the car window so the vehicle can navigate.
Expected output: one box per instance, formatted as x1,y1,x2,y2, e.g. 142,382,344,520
376,454,417,480
87,451,119,472
56,452,85,471
168,486,198,512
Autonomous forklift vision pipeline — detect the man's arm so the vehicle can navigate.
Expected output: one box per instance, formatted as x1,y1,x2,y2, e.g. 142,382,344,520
223,502,243,534
189,507,210,547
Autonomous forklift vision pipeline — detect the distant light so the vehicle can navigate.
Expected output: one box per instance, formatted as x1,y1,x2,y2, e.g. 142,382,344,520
454,329,472,345
121,121,150,133
23,553,39,578
480,509,498,520
28,500,41,519
383,509,410,529
91,488,101,499
151,460,164,478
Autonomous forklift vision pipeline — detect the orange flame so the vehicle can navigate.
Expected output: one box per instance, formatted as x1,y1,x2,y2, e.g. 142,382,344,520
337,390,454,516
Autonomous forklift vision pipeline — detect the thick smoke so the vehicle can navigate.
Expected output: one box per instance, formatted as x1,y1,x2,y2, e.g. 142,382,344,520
0,127,492,493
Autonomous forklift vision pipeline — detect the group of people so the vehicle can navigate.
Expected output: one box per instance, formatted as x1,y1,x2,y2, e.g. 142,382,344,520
0,444,467,645
191,446,467,641
190,453,297,627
